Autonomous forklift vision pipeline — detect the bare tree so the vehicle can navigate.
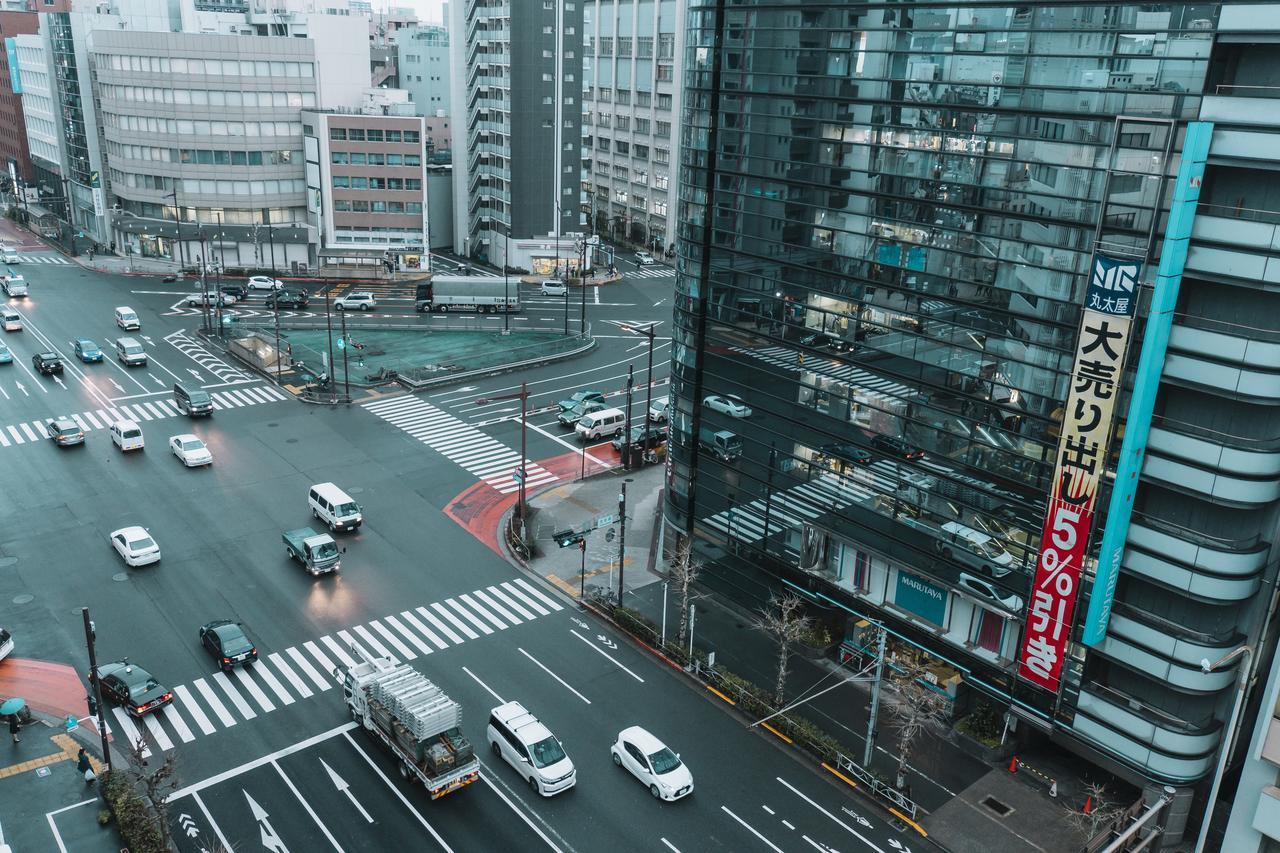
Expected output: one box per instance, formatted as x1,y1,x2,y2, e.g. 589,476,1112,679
1064,780,1126,842
883,662,949,789
125,734,179,849
758,592,813,706
670,541,702,646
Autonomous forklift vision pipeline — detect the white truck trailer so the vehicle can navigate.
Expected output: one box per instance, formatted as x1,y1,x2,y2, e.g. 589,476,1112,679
415,276,521,313
338,646,480,799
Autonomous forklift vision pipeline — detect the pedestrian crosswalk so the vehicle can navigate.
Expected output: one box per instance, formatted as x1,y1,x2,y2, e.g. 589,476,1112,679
362,395,559,494
164,330,250,384
0,384,287,448
107,579,562,758
12,254,70,265
730,345,917,399
699,464,899,544
630,265,675,278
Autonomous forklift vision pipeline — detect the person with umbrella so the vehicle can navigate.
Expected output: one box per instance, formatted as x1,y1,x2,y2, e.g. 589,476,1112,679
77,748,95,783
2,697,27,743
8,713,18,744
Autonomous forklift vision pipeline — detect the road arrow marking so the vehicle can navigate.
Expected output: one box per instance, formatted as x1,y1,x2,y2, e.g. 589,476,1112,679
14,380,27,396
321,759,373,823
110,378,124,393
245,791,289,853
53,376,66,390
152,375,164,386
188,368,203,381
654,298,667,307
141,335,154,345
596,634,617,649
178,813,201,839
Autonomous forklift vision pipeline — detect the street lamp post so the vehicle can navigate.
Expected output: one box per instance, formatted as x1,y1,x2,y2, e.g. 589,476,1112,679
1194,645,1254,853
477,383,531,529
81,607,112,775
622,365,635,469
503,225,510,334
169,186,185,269
616,482,627,607
634,323,658,452
325,291,336,403
339,305,350,403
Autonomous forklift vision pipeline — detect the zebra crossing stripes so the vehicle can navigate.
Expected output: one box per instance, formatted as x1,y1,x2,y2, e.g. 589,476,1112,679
630,265,676,278
111,580,563,758
362,395,559,494
0,385,287,449
730,345,917,399
13,254,70,264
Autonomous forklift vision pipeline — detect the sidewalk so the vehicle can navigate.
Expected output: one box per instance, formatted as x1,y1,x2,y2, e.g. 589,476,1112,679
511,465,1105,853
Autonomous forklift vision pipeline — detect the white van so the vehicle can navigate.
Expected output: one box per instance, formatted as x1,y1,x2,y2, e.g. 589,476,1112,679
109,419,145,452
115,306,140,330
575,407,626,441
539,279,567,297
1,308,19,332
115,336,147,366
487,701,576,796
308,482,363,533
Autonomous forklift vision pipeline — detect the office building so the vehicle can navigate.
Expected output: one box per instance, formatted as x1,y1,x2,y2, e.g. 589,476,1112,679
13,31,62,220
399,23,451,118
0,12,39,185
666,3,1280,843
303,103,427,261
448,0,582,267
581,0,684,255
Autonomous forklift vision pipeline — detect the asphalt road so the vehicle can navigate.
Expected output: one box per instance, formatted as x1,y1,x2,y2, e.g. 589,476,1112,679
1,257,922,853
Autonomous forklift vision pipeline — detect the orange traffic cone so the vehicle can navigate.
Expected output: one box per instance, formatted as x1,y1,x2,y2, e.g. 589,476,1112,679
1008,755,1018,773
1083,796,1093,814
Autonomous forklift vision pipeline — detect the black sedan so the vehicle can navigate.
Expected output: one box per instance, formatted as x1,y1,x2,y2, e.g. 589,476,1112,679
872,434,925,461
612,424,668,452
32,351,63,374
90,660,172,717
267,290,310,309
199,619,258,672
219,284,249,300
819,443,873,468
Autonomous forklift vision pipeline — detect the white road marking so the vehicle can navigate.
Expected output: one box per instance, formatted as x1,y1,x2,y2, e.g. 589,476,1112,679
368,619,417,660
518,647,591,705
501,581,552,616
445,597,494,635
157,703,195,744
211,671,257,720
173,685,216,735
462,666,504,703
253,660,297,706
351,625,396,661
514,577,564,611
192,677,237,728
343,731,456,852
569,629,645,683
382,613,435,657
459,592,508,630
272,760,343,851
399,609,448,650
110,708,150,758
288,645,333,691
142,712,175,751
268,653,314,699
722,806,785,853
486,585,536,621
776,777,887,853
320,635,357,668
231,667,276,713
419,605,467,644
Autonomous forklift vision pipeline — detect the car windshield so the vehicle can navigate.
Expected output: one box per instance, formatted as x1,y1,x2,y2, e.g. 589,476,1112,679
978,540,1007,559
529,735,567,768
128,676,161,697
648,747,682,775
335,502,359,516
129,536,156,550
315,541,339,559
216,627,252,654
181,439,205,451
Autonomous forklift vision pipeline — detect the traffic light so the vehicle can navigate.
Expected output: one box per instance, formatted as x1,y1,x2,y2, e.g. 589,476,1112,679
553,529,586,549
86,693,98,716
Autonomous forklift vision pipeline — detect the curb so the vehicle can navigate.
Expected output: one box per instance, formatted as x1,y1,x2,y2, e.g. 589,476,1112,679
397,335,596,392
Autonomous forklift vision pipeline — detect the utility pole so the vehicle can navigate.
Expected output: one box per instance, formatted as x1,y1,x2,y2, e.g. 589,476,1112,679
169,186,184,269
864,624,888,768
340,306,350,402
81,607,111,775
622,365,635,469
503,224,510,334
634,323,657,447
199,229,211,334
324,291,336,402
763,444,777,549
476,383,530,529
616,481,627,606
214,214,224,335
579,538,587,600
266,210,277,277
273,274,283,385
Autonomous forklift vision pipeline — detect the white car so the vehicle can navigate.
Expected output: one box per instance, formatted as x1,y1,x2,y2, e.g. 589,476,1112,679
540,279,568,297
110,526,161,567
3,249,19,264
634,251,655,265
958,573,1025,615
169,434,213,467
648,397,669,423
702,394,752,419
246,275,284,291
487,701,576,796
334,292,376,311
611,726,693,801
0,626,12,662
186,292,235,307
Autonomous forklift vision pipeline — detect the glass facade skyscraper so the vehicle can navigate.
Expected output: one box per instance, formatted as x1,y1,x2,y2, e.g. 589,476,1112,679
667,3,1280,842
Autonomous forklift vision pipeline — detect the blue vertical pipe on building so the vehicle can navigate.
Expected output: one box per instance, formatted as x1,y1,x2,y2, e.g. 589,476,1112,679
1081,121,1215,647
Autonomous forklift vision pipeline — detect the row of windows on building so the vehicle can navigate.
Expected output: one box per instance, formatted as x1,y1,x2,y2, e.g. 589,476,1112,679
586,33,675,59
330,152,423,166
110,170,306,196
121,200,304,225
603,188,666,216
587,88,673,108
592,137,670,163
332,199,423,214
107,142,300,166
589,114,671,136
593,163,669,190
104,114,303,137
331,176,423,190
95,55,316,79
327,127,421,143
99,85,317,110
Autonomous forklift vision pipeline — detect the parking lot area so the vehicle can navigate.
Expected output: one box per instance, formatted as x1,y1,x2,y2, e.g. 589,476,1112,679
167,723,559,853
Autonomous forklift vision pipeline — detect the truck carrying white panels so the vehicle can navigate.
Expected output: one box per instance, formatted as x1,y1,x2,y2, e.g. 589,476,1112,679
415,275,521,313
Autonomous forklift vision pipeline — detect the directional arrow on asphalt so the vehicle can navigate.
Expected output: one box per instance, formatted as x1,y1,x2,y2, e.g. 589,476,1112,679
141,335,153,345
245,791,290,853
188,368,203,381
14,381,27,396
177,813,201,839
53,376,66,391
109,378,124,393
321,759,373,823
152,375,163,386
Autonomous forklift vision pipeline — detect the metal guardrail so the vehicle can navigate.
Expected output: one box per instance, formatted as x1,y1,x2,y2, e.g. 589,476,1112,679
832,752,920,820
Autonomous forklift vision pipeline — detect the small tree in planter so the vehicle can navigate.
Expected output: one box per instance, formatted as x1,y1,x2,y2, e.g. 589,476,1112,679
757,592,813,706
884,662,950,790
671,541,703,649
1064,781,1127,844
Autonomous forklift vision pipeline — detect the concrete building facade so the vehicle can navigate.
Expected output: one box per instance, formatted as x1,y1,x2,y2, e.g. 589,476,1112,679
398,23,450,118
0,12,39,185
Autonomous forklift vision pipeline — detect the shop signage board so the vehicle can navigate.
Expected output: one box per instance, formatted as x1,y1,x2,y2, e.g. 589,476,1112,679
895,570,948,626
1018,253,1141,693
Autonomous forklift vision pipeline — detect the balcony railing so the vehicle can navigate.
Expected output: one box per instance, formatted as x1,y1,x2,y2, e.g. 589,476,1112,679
1084,681,1217,736
1214,83,1280,99
1128,508,1264,552
1151,413,1280,452
1197,201,1280,226
1110,599,1242,649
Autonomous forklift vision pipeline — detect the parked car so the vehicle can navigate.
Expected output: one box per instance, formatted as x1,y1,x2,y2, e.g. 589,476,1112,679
247,275,284,291
958,573,1024,615
267,290,310,309
334,292,376,311
634,251,655,266
32,351,63,375
46,417,84,446
73,338,103,362
558,399,607,428
198,620,258,672
1,247,18,264
871,434,925,461
610,726,693,801
937,522,1015,577
170,434,213,467
558,389,606,412
702,394,752,418
611,425,667,453
800,331,852,352
90,660,172,717
487,701,576,796
109,526,160,566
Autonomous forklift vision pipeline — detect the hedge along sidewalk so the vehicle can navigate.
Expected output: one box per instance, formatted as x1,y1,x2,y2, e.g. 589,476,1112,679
583,594,941,843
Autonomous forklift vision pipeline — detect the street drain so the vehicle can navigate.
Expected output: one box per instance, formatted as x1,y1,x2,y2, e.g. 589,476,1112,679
981,796,1014,817
12,594,33,605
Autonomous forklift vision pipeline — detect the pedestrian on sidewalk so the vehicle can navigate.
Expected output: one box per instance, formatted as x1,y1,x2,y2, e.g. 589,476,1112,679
8,715,19,743
77,748,95,784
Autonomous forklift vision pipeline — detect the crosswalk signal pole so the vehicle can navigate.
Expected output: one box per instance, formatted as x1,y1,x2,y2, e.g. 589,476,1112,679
81,607,111,775
617,482,627,606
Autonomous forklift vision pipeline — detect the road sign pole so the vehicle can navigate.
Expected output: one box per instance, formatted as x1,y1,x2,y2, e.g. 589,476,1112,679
579,538,587,600
340,306,350,403
81,607,111,775
617,482,627,606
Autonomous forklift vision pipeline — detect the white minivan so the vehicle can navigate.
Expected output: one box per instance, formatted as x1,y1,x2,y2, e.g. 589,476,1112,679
109,418,145,452
487,701,575,796
575,407,626,441
308,482,363,533
115,306,140,330
539,279,567,297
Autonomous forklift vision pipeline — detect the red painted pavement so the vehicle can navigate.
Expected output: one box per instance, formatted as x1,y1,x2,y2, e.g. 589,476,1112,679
444,445,620,554
0,658,87,720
